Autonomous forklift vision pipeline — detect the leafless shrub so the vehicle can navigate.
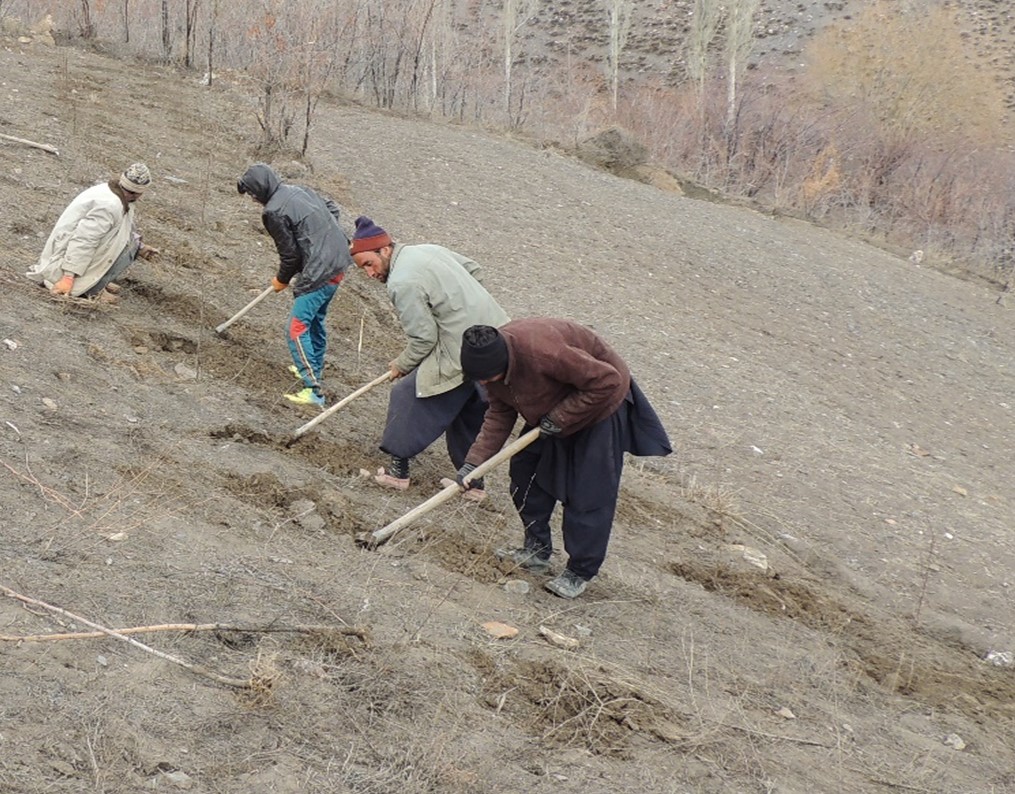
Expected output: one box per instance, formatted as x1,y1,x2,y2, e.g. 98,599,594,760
680,473,741,531
536,663,660,755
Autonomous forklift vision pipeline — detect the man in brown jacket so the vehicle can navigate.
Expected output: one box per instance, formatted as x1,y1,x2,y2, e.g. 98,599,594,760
456,319,672,598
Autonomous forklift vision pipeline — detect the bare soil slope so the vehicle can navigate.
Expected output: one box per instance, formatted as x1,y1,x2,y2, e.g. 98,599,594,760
2,38,1014,794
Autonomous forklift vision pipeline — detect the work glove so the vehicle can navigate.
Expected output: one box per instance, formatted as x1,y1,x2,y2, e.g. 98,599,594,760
271,276,288,292
455,462,478,489
51,274,75,295
538,415,563,438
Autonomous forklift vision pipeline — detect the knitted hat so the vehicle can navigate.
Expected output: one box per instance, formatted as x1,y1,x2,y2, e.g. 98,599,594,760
461,325,509,381
350,215,392,255
119,162,151,194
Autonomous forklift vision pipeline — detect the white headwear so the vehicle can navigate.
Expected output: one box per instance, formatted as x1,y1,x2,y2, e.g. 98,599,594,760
119,162,151,193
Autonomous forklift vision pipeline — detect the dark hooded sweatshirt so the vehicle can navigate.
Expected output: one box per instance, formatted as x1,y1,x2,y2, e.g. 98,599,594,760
239,163,352,296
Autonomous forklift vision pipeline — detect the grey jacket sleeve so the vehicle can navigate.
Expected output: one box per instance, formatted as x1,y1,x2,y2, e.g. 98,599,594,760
263,210,301,283
323,197,342,225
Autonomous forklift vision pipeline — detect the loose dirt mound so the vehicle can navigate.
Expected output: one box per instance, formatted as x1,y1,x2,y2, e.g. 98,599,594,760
2,37,1014,794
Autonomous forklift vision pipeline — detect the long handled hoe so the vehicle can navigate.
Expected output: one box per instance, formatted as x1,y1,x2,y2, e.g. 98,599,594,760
358,428,541,548
291,371,393,441
214,285,274,335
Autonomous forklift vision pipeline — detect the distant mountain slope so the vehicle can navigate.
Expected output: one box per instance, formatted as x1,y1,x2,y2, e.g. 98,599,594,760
523,0,1015,111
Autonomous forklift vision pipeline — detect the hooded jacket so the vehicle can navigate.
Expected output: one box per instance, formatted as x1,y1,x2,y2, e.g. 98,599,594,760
239,163,351,296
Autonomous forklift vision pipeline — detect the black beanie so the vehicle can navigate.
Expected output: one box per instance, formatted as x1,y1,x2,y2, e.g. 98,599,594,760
461,325,509,381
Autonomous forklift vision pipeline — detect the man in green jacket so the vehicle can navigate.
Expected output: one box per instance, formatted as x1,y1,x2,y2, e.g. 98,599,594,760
350,216,509,498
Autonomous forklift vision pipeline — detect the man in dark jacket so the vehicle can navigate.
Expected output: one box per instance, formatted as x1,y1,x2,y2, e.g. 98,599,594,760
455,319,672,598
237,163,352,406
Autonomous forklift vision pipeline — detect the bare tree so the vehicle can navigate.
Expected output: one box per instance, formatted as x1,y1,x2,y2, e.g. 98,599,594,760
423,0,455,114
502,0,539,125
78,0,96,39
296,8,346,156
184,0,201,68
602,0,633,112
161,0,171,61
238,0,349,155
404,0,439,112
121,0,130,43
205,0,219,85
686,0,721,104
354,0,410,109
723,0,759,136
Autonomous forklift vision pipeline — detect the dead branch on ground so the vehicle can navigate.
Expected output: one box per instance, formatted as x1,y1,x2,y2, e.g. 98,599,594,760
1,455,86,516
1,621,370,643
1,583,250,688
0,132,59,155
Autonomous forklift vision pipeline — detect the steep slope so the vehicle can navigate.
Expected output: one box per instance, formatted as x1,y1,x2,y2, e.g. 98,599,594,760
2,37,1014,794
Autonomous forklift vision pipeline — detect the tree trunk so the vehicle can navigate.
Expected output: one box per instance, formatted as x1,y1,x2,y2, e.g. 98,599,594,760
161,0,171,61
723,0,759,135
79,0,95,39
206,0,218,86
605,0,633,113
503,0,515,121
185,0,200,68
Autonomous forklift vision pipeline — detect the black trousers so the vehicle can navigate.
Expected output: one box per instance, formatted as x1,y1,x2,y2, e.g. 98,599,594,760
508,433,621,581
506,380,671,580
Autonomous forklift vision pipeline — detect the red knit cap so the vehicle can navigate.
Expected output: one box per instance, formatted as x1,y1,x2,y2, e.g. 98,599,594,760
350,215,392,255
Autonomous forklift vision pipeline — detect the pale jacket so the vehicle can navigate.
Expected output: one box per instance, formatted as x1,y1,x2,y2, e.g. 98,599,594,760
386,243,510,398
26,182,135,297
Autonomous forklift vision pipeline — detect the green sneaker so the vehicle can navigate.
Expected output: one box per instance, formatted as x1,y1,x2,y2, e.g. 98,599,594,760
285,387,325,407
288,364,303,381
545,569,588,599
495,546,551,573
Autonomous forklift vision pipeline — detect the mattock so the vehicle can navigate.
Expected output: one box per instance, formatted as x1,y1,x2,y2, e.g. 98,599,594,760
356,428,541,548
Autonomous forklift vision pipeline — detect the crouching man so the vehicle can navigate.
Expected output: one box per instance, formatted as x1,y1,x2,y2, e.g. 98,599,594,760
27,163,159,302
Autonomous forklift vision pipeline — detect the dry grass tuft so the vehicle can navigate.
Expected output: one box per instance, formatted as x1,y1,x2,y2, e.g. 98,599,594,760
680,473,743,530
45,291,119,313
245,648,281,707
475,653,679,757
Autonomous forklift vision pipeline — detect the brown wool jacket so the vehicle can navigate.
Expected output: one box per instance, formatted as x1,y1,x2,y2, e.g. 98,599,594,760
465,317,631,464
